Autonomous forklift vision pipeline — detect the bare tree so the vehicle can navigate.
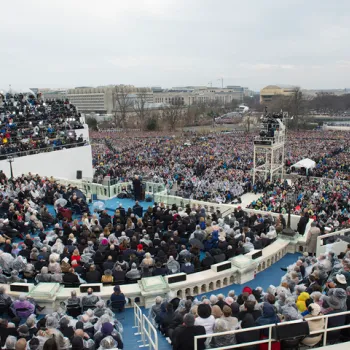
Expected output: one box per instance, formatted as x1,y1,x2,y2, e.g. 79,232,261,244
241,113,259,133
113,86,134,128
288,87,304,129
133,89,150,131
162,101,184,131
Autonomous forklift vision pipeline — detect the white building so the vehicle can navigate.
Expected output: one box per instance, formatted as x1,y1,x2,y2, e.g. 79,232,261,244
67,85,153,114
153,86,244,106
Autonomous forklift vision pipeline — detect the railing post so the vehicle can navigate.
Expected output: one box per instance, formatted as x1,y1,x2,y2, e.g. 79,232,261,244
268,325,272,350
323,315,329,346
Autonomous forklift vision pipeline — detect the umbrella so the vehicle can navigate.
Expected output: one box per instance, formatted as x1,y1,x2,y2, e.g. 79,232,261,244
73,189,87,202
189,238,204,250
93,201,105,210
55,198,67,207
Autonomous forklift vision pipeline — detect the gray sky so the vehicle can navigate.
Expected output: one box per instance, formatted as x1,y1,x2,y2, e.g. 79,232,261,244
1,0,350,91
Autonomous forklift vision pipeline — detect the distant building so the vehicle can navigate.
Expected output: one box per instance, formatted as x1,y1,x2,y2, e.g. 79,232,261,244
41,89,67,101
153,86,244,106
260,85,297,103
66,85,153,114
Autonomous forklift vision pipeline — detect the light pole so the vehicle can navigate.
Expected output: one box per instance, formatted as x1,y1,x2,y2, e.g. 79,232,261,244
7,156,14,179
282,188,298,237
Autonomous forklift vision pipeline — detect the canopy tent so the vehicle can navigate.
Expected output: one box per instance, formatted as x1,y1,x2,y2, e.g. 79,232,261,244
291,158,316,170
290,158,316,175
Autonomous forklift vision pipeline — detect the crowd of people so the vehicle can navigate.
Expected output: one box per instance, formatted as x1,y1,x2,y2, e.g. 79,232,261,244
0,285,125,350
149,248,350,349
248,176,350,233
0,92,86,158
0,170,280,287
0,170,287,350
90,130,350,204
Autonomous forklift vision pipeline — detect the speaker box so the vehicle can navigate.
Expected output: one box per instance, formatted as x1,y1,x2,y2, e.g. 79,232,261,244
79,284,101,293
167,274,187,284
211,261,232,273
10,284,30,293
76,170,82,179
252,250,263,259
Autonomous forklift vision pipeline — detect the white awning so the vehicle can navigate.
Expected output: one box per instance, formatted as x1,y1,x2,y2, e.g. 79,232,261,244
291,158,316,170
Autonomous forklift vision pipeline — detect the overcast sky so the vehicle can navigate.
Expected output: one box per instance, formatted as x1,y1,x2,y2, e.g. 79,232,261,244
1,0,350,91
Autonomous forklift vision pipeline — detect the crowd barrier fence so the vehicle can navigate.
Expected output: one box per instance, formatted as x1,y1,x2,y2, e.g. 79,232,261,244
133,303,158,349
194,310,350,350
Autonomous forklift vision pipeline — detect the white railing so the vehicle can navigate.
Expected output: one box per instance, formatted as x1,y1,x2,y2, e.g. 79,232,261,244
141,314,159,350
133,302,143,335
133,303,159,349
316,228,350,257
194,311,350,350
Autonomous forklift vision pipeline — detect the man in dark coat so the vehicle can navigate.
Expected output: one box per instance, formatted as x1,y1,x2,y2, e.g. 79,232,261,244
133,175,141,201
171,313,206,350
62,268,80,284
297,211,309,236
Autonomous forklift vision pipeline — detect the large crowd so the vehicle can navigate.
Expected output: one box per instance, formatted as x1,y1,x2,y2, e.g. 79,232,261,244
248,176,350,232
90,130,350,203
0,92,86,158
150,249,350,349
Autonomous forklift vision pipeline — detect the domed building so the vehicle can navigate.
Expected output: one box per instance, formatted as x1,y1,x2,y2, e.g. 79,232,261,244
260,84,297,104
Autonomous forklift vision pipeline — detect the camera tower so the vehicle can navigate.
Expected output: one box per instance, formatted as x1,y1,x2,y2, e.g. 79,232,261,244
253,109,287,184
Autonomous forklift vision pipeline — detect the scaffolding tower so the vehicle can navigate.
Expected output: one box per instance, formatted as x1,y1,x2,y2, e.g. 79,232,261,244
253,111,287,183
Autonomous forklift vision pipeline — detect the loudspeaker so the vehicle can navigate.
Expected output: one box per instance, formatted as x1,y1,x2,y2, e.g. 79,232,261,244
80,284,101,293
167,274,187,284
252,250,263,259
10,284,30,293
76,170,82,179
216,262,232,272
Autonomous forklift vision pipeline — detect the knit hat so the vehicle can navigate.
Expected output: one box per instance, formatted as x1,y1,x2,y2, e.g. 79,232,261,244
308,303,321,316
101,322,114,335
137,244,143,250
242,286,252,295
101,238,108,246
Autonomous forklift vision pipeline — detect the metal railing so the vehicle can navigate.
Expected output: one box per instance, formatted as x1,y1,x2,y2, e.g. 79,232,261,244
0,140,89,159
316,228,350,257
194,311,350,350
133,303,159,349
141,313,158,350
133,303,143,338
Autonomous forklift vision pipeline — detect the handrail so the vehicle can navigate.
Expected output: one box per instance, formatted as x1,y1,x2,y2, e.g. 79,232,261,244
316,228,349,257
141,314,158,350
133,303,144,338
194,310,350,350
0,140,89,159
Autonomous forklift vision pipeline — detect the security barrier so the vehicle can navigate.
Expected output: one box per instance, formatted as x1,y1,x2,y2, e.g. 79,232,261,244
141,313,159,350
194,311,350,350
133,303,159,349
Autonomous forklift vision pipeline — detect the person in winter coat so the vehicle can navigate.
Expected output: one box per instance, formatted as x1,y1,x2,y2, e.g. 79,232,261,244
255,303,280,336
236,313,260,350
296,292,311,312
306,222,320,256
209,319,236,348
301,303,325,347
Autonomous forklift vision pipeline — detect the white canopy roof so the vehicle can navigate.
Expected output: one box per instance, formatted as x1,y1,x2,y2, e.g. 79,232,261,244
291,158,316,170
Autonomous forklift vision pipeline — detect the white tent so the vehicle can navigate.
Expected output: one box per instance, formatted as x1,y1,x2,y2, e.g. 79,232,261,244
291,158,316,170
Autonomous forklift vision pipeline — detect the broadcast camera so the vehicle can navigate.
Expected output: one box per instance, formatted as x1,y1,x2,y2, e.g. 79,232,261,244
254,108,287,145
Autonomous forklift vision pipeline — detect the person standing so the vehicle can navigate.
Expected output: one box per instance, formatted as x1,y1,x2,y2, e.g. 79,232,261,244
306,222,320,256
133,175,141,201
